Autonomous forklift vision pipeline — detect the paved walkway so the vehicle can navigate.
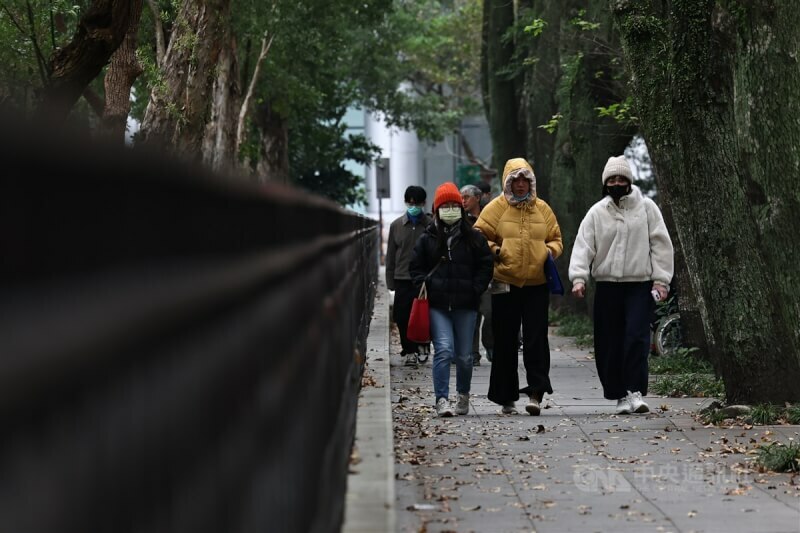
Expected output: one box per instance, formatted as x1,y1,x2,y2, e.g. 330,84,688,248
345,278,800,533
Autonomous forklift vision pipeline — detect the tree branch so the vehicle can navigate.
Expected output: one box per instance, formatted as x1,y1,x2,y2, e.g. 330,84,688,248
236,31,274,155
146,0,165,66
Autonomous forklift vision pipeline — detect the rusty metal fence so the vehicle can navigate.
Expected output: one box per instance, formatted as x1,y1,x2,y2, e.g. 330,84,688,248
0,120,378,532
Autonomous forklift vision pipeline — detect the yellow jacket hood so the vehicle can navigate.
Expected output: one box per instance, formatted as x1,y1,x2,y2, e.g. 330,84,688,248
502,158,536,204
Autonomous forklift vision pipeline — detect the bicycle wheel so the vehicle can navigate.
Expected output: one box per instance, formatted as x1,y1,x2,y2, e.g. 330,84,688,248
655,313,682,357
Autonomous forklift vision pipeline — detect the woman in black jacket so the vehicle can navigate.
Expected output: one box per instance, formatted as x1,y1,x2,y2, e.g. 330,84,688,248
410,182,494,417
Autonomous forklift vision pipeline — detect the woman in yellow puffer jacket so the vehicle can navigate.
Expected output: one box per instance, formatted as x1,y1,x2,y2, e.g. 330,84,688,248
474,158,563,415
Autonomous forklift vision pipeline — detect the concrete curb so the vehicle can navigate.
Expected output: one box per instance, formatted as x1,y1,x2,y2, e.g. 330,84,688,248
342,268,395,532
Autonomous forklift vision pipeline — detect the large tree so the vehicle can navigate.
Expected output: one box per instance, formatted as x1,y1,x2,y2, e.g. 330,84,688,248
613,0,800,402
483,0,526,172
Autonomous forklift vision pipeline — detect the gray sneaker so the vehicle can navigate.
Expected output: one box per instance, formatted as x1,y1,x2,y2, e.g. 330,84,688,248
436,397,454,417
525,395,541,416
404,353,418,367
629,391,650,413
615,395,633,415
455,393,470,415
501,403,517,415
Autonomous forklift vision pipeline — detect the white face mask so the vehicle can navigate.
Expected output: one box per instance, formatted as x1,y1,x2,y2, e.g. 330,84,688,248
439,207,462,225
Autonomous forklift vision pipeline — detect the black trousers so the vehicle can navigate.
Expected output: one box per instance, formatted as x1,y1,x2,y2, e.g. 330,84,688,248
488,284,552,405
593,281,653,400
393,280,421,355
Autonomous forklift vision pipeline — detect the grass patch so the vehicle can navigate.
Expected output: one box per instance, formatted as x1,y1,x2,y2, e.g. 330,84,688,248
651,373,725,398
755,442,800,473
785,404,800,425
750,403,781,425
550,310,593,347
702,409,729,425
649,348,712,374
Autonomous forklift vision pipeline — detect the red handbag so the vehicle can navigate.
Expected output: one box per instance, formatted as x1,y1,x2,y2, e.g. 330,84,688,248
407,283,430,343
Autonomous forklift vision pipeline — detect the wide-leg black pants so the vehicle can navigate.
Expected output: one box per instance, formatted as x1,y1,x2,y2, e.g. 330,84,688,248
488,284,552,405
593,281,653,400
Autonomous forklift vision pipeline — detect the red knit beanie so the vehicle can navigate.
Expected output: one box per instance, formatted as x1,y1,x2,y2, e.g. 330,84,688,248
433,182,463,211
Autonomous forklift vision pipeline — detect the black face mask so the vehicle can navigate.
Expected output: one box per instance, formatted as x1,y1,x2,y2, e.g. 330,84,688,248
607,185,630,200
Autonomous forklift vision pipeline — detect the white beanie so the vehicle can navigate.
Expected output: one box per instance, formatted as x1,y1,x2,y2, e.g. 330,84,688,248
601,156,632,184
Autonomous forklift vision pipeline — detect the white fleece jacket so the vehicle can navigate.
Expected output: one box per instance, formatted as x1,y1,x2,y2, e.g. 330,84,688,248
569,185,674,287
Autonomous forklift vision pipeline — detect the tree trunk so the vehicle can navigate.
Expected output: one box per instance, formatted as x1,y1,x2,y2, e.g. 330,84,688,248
139,0,232,162
543,2,634,314
519,0,566,202
613,0,800,403
36,0,134,121
253,101,289,184
201,32,240,173
99,0,144,142
485,0,526,173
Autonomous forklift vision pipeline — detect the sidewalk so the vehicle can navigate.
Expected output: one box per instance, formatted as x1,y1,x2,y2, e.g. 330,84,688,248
346,280,800,532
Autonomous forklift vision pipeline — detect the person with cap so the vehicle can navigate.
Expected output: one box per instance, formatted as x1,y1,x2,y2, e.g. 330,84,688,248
460,184,493,367
569,155,674,415
386,185,432,367
410,182,493,417
474,158,563,416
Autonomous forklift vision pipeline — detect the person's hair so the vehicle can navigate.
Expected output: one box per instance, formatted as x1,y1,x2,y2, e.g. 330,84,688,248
460,184,481,198
404,185,427,204
434,207,483,253
475,181,491,195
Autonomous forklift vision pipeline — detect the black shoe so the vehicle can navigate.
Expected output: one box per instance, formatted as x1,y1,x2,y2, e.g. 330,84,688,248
473,358,481,367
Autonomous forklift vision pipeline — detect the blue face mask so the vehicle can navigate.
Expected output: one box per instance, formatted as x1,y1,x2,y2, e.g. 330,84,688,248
406,205,422,217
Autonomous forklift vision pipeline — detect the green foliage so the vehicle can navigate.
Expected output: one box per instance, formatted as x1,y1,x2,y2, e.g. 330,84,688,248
785,404,800,425
649,348,712,374
538,113,562,134
290,125,379,207
651,373,725,398
755,442,800,473
0,0,83,109
570,9,601,32
595,96,638,125
749,403,781,425
524,18,547,38
550,310,593,348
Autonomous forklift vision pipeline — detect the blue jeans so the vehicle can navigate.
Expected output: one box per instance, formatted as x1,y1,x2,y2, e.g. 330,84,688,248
429,307,478,401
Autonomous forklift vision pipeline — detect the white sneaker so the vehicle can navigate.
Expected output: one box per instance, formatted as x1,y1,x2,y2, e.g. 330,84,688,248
455,393,470,415
616,395,633,415
629,391,650,413
404,353,418,367
436,397,454,417
525,395,541,416
501,403,517,415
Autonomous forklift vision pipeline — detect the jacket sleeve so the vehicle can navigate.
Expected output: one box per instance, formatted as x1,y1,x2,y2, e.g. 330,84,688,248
409,233,430,289
645,199,674,288
540,200,563,259
473,199,503,256
472,231,494,295
568,209,597,286
385,220,397,290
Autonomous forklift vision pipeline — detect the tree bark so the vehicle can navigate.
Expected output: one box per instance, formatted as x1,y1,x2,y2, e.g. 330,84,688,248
146,0,167,65
613,0,800,403
235,33,273,158
139,0,232,162
99,0,144,142
201,32,240,173
485,0,526,173
36,0,134,122
531,2,634,314
253,101,289,184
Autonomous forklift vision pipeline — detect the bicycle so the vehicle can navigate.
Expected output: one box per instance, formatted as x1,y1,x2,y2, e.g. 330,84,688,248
651,295,683,357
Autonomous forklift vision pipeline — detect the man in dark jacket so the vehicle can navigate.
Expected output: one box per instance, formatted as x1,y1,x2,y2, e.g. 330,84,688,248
386,185,431,366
